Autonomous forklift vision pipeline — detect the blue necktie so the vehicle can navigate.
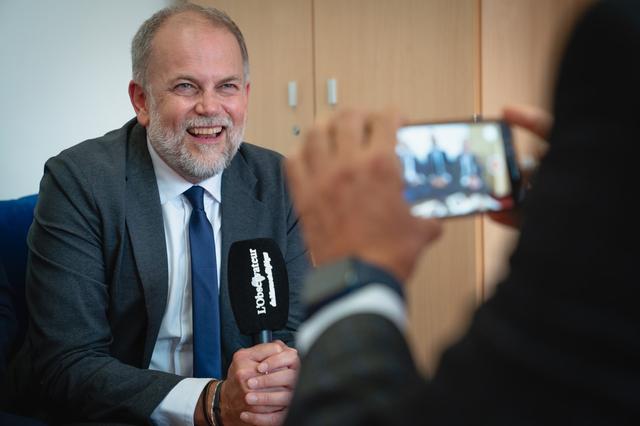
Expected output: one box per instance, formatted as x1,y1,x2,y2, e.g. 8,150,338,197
184,186,222,378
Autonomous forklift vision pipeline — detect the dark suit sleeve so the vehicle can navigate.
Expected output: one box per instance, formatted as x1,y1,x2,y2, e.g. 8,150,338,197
285,314,427,426
23,151,180,423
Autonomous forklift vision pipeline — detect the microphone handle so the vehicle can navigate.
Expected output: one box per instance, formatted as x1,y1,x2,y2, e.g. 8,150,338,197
254,330,272,344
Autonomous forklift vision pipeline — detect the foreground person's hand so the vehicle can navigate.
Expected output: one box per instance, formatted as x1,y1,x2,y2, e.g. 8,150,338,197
286,109,442,282
489,105,553,228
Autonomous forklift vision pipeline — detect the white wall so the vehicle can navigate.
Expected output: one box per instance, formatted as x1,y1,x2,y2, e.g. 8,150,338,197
0,0,175,199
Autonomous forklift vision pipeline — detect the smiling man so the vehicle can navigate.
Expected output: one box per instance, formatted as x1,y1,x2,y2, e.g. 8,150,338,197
10,4,309,426
130,10,249,185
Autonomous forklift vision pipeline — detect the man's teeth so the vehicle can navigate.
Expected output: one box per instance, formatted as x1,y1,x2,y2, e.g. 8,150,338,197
191,126,223,136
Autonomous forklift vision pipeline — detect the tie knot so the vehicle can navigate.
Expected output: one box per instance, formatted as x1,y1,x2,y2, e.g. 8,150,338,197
184,185,206,211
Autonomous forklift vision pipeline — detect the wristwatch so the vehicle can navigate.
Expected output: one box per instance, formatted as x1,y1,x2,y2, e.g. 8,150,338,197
302,257,404,319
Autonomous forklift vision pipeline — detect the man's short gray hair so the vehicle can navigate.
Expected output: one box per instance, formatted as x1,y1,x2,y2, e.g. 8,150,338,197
131,3,249,88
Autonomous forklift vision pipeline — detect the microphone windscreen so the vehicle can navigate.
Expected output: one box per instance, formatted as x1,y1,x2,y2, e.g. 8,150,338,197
228,238,289,336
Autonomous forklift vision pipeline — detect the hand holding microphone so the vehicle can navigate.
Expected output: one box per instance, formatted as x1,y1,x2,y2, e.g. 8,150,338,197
220,239,299,426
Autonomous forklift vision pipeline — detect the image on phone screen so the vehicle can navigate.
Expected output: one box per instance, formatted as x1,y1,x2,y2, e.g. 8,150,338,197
396,120,520,218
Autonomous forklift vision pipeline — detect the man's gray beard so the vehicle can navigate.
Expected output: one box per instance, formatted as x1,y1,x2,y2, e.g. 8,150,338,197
147,109,244,182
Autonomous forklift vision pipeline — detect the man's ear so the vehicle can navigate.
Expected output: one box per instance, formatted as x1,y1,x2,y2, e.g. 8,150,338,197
128,80,150,127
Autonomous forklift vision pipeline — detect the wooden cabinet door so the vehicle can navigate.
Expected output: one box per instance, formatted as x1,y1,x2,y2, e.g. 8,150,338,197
313,0,479,121
191,0,315,156
313,0,481,372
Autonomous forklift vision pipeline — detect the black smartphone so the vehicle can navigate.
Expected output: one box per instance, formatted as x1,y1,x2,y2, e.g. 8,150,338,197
396,119,521,218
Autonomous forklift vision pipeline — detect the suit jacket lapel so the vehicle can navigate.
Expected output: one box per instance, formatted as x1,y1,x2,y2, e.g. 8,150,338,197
124,123,168,364
220,150,269,354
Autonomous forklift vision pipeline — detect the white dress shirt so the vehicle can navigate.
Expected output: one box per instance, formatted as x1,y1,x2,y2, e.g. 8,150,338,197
146,141,222,426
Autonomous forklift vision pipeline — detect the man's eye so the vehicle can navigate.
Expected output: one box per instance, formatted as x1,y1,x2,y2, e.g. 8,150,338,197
174,83,197,94
221,83,238,90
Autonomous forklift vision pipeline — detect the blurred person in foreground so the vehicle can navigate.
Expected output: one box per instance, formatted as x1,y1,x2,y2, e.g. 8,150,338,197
270,1,639,424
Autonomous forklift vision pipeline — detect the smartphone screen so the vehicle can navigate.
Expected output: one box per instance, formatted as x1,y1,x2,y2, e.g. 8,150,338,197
396,119,520,218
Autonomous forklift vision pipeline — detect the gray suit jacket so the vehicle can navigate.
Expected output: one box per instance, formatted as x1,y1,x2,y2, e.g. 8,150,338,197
13,119,310,424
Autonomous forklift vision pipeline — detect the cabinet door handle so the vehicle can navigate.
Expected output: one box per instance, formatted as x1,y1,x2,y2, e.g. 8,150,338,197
288,81,297,108
327,78,338,106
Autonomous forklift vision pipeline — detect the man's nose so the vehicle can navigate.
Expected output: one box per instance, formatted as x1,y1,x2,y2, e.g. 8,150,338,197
195,90,223,116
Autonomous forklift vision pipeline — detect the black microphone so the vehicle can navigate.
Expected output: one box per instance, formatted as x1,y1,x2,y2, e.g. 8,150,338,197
228,238,289,344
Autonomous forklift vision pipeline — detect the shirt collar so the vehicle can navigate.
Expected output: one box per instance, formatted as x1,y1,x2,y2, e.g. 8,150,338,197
147,139,222,205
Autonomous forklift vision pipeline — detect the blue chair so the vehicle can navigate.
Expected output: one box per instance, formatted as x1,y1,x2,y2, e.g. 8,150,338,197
0,194,38,362
0,195,50,425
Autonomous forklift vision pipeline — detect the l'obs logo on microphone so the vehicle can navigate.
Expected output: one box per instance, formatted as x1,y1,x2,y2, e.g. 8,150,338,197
228,238,290,341
249,247,278,315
